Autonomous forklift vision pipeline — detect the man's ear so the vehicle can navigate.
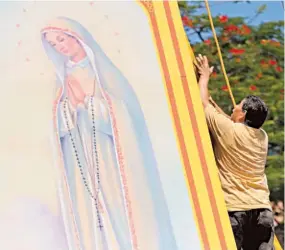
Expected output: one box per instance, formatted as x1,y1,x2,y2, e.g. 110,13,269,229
240,110,247,123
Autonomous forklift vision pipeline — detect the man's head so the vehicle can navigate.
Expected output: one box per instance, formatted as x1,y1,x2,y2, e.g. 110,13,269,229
231,95,268,129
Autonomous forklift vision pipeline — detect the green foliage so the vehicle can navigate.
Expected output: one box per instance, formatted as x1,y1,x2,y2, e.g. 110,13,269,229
179,2,284,201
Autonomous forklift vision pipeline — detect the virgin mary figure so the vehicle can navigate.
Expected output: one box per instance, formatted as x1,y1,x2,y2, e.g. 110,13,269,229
41,17,177,250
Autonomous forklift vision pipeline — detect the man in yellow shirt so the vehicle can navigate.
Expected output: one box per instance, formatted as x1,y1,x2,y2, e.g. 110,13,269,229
195,54,274,250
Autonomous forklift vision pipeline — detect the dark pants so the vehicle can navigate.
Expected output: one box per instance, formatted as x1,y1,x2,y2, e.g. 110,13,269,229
229,209,275,250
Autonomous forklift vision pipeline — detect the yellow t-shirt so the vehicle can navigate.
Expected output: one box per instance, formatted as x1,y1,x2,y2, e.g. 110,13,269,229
205,103,271,211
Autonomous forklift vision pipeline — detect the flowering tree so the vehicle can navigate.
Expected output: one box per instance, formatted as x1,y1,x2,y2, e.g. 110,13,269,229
179,1,284,201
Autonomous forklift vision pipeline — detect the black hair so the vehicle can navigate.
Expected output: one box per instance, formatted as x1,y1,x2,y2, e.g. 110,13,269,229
242,95,268,129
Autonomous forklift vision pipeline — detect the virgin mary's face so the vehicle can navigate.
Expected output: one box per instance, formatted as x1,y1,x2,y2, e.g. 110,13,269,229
44,31,83,57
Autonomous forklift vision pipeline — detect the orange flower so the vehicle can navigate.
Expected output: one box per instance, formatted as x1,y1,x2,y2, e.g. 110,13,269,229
211,71,217,78
182,16,188,24
256,73,262,79
276,66,283,72
182,16,193,28
222,36,229,42
229,48,245,55
269,60,277,65
260,59,268,68
241,24,251,35
235,58,241,63
221,85,228,91
187,20,193,28
225,24,239,32
250,85,257,91
270,40,281,47
204,39,211,45
219,15,228,23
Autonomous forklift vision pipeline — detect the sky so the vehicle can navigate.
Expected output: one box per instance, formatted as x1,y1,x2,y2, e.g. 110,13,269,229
202,1,284,24
187,1,284,42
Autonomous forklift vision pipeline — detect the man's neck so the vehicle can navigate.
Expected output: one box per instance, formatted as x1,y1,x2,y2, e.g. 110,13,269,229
242,121,260,130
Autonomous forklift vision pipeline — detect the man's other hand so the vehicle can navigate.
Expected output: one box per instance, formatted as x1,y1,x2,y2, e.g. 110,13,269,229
195,54,214,80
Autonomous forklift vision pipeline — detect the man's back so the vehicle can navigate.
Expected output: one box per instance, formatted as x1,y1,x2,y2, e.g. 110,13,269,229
206,104,271,211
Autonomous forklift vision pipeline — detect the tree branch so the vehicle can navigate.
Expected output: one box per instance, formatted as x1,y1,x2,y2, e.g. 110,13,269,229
194,28,205,42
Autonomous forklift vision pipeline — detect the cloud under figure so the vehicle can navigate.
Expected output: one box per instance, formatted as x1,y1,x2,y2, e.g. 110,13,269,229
0,197,68,250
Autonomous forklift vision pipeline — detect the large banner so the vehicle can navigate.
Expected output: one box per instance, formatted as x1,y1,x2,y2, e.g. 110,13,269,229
0,1,237,249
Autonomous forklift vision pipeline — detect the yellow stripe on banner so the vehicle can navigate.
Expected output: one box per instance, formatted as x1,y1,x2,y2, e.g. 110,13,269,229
138,1,208,248
153,2,222,249
274,235,283,250
167,2,237,250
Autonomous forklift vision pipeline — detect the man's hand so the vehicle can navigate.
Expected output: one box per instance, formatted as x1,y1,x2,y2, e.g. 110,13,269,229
194,54,213,108
195,54,214,80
